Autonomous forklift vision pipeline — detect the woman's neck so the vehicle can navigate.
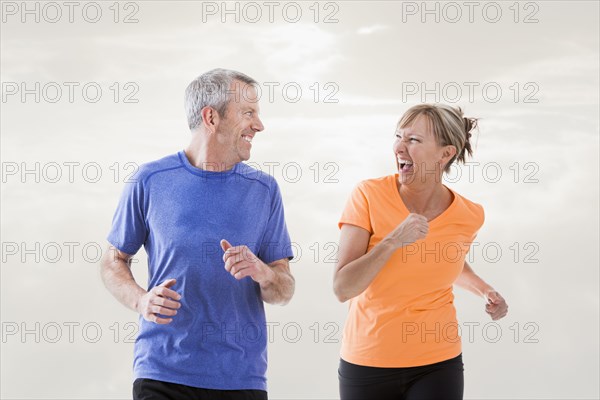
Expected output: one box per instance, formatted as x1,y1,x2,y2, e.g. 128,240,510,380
397,178,453,219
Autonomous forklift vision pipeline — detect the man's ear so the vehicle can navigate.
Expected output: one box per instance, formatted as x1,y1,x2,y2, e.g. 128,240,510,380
200,106,220,133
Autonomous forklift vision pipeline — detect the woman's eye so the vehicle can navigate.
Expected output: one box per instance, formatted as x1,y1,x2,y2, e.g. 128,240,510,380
395,134,418,143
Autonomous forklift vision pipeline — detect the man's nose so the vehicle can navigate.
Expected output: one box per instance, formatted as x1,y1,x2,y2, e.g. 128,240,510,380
253,116,264,132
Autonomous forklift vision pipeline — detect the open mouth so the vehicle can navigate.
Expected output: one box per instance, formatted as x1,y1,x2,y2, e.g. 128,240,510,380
242,135,253,143
398,158,414,173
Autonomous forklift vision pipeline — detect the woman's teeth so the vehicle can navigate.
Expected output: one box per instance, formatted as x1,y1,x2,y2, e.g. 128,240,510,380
398,159,413,169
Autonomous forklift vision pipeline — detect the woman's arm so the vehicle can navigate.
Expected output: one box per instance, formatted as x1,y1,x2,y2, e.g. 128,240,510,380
333,214,428,302
455,261,509,320
333,224,395,302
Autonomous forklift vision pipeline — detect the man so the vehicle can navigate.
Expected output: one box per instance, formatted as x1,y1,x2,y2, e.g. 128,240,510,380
100,68,295,400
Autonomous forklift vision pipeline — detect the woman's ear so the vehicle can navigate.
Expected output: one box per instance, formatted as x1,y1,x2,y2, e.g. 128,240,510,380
441,145,457,165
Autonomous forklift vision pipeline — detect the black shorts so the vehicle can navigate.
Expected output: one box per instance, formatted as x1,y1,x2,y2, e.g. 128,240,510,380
338,353,464,400
133,378,268,400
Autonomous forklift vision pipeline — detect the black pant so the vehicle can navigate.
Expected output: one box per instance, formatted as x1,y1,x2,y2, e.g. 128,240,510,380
338,354,464,400
133,378,268,400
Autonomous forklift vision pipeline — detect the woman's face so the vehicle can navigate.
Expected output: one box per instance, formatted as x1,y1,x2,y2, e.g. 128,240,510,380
393,114,454,186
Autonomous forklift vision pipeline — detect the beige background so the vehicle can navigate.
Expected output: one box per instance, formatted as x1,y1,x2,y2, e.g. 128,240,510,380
1,1,598,399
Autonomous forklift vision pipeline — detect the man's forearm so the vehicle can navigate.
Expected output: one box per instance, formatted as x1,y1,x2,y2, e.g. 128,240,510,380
100,249,146,312
259,264,295,305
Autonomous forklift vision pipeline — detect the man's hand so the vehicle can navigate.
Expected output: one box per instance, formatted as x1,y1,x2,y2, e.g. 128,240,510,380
137,278,181,324
484,289,508,321
221,239,274,284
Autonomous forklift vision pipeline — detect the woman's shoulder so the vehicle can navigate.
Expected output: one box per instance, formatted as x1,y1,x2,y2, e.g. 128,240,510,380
448,188,485,223
355,174,396,193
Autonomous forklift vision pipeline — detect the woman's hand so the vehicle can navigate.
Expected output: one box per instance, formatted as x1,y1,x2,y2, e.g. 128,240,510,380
484,289,508,320
386,213,429,248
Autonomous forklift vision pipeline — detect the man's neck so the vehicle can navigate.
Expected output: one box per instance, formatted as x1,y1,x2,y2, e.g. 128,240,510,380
184,135,234,172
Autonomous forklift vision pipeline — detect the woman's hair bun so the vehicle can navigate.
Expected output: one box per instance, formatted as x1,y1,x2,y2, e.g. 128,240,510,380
464,117,477,140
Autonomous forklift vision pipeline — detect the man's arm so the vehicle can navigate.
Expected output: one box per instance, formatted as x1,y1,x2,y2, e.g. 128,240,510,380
100,244,181,324
455,261,509,320
221,240,295,305
257,258,295,305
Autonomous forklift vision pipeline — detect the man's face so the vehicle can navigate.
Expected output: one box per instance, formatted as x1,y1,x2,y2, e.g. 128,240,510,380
215,81,264,166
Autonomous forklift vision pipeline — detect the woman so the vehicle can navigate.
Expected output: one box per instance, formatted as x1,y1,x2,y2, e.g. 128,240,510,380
333,104,508,400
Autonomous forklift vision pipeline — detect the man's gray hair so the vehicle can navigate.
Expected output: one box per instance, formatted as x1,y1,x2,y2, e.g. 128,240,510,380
184,68,258,131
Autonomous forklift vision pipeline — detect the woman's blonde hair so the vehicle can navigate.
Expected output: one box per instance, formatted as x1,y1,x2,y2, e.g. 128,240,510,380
397,104,478,173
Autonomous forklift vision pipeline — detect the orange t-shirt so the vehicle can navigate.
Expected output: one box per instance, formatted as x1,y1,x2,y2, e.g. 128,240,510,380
338,174,484,367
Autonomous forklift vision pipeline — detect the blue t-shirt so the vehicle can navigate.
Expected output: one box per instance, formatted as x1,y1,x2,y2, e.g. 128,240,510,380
107,150,294,391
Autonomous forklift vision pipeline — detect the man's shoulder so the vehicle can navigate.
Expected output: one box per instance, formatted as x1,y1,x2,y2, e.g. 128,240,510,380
133,152,183,184
234,162,278,190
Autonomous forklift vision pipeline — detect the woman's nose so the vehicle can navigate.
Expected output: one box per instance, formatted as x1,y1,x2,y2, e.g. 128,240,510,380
395,139,407,153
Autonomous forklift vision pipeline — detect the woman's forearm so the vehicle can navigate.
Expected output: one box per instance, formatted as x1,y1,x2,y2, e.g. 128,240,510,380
454,262,494,297
333,237,398,302
334,215,429,302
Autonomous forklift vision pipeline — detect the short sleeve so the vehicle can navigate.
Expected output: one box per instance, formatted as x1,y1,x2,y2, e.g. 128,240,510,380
338,182,373,233
106,178,148,256
465,203,485,254
257,179,294,264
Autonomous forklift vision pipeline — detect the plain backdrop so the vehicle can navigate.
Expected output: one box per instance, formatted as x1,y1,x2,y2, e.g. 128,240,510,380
1,1,599,399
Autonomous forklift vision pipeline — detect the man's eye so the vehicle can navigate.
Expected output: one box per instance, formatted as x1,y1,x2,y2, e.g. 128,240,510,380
395,134,401,139
410,138,419,142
